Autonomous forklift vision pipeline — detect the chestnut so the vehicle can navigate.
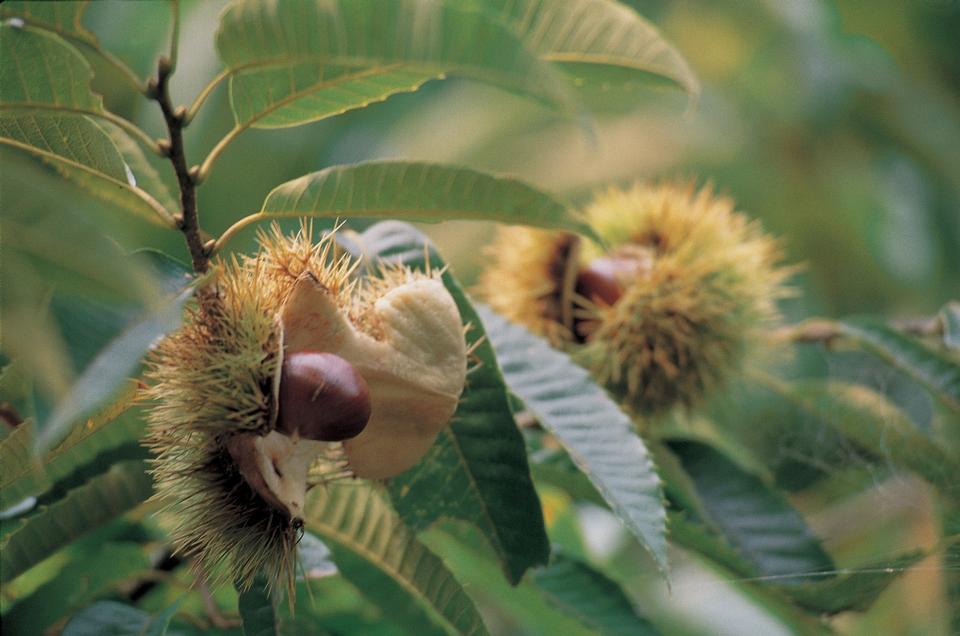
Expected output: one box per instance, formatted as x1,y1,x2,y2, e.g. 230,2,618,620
278,351,371,442
576,257,629,306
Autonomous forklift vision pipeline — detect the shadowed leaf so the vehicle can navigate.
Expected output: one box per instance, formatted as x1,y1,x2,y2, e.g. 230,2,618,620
481,306,668,576
535,552,660,635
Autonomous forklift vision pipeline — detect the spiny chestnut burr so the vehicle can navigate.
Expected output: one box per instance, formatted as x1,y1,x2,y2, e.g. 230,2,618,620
278,351,371,441
143,224,468,595
479,181,791,414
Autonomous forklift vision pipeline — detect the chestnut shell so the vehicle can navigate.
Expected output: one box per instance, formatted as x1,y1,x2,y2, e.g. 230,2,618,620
277,351,371,442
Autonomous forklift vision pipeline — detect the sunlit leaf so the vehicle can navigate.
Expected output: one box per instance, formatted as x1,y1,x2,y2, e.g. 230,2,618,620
0,460,153,583
0,1,97,46
304,483,489,636
216,0,576,129
354,221,550,584
100,122,180,218
667,440,835,583
839,316,960,412
534,552,660,635
480,307,668,575
238,577,279,636
482,0,699,98
0,22,103,112
261,160,598,239
63,598,183,636
3,542,152,635
229,63,435,130
0,113,125,178
0,24,171,225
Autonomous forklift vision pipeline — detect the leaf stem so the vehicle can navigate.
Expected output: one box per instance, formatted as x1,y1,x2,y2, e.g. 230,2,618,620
196,124,243,184
211,211,267,255
150,57,209,273
184,68,230,125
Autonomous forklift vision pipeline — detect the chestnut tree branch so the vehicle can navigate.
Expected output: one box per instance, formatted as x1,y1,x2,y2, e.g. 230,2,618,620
150,56,209,273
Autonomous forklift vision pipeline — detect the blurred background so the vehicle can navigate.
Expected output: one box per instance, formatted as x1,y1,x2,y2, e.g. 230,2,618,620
2,0,958,633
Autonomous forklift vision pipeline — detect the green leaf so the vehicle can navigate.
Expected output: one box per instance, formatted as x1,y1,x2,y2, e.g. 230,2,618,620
0,114,173,226
216,0,576,129
0,24,172,225
0,112,125,178
2,542,151,635
304,484,489,636
783,551,925,615
667,440,835,583
261,160,598,239
63,598,184,636
0,421,38,511
238,577,280,636
425,523,596,636
36,288,192,453
670,512,921,617
534,553,660,636
229,62,435,130
765,378,960,494
482,0,699,98
100,122,180,218
480,306,668,575
0,385,141,510
839,316,960,412
0,1,97,46
0,22,103,112
941,301,960,351
1,460,153,583
354,221,550,584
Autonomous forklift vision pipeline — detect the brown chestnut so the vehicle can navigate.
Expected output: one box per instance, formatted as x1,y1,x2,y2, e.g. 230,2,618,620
278,351,371,442
576,257,629,306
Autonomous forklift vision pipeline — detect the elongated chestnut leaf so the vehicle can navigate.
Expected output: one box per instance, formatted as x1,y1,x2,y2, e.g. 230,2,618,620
0,1,98,46
839,316,960,412
216,0,576,129
483,0,699,98
1,460,153,584
667,440,834,583
62,599,183,636
260,160,598,240
763,377,960,495
304,483,489,636
534,552,660,635
481,307,669,576
0,24,171,224
237,577,280,636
